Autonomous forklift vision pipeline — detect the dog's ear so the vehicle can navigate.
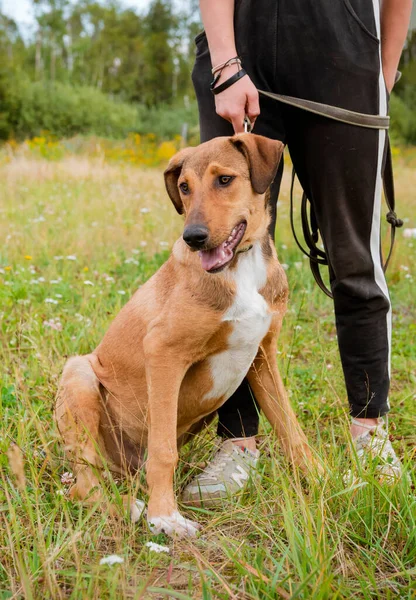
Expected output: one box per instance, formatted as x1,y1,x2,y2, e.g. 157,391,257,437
164,148,193,215
230,133,284,194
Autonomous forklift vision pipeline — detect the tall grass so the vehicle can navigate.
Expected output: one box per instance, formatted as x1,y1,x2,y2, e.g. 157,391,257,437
0,149,415,598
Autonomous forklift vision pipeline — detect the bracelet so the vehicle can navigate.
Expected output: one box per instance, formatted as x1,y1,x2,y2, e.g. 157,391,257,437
210,68,247,95
211,57,241,75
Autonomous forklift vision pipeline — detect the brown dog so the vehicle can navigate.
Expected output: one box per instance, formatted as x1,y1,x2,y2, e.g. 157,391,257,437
55,133,315,537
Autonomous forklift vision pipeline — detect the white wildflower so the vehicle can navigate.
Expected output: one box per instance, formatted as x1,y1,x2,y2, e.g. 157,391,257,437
118,290,126,295
403,228,416,239
66,255,77,261
45,298,59,304
281,263,289,270
159,241,169,247
99,555,124,566
140,207,150,214
84,280,94,286
54,256,64,261
145,542,170,554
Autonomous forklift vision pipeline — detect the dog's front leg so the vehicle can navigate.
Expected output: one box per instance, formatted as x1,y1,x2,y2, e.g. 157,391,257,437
247,318,321,474
144,332,200,537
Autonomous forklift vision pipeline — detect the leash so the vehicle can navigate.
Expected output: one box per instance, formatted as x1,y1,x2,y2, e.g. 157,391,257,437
254,90,403,298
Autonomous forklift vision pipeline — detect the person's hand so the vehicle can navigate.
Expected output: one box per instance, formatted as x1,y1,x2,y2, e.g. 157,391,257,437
213,64,260,133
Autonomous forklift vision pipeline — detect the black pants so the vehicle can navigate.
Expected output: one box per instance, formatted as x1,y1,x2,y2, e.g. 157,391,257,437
192,0,391,436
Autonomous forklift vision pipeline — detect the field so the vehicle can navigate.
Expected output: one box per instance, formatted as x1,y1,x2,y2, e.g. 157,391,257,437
0,146,415,599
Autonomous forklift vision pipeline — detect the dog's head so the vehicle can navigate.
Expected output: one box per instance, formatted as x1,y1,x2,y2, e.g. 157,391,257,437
164,133,284,273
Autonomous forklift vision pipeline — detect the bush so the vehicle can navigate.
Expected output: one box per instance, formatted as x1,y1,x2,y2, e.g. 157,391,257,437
389,91,416,146
135,102,199,143
0,75,141,140
0,72,199,142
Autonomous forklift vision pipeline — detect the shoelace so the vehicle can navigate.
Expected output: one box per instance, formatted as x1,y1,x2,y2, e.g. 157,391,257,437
198,449,240,482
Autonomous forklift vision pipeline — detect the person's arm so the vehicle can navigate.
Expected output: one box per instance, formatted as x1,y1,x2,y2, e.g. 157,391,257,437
199,0,259,133
381,0,413,92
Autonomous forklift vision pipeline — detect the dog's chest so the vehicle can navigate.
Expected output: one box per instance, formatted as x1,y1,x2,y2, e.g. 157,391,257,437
203,244,272,403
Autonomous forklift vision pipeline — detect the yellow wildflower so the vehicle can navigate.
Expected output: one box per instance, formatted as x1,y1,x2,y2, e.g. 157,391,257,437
24,255,32,260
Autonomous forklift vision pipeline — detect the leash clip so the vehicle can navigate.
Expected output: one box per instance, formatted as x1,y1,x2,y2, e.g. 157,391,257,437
243,115,253,133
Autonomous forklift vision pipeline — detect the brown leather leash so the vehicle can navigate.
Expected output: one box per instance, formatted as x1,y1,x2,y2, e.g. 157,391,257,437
256,89,403,298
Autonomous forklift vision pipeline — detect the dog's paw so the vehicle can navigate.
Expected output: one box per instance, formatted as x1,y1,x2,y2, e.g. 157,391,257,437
147,510,201,537
130,499,146,523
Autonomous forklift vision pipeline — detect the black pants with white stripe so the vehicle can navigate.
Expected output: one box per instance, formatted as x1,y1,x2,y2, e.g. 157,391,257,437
192,0,391,435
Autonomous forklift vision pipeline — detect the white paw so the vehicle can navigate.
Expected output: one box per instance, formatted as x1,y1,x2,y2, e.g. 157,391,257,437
130,499,146,523
147,510,201,537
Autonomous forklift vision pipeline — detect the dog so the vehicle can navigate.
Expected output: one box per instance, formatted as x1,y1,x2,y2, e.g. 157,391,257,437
55,133,315,537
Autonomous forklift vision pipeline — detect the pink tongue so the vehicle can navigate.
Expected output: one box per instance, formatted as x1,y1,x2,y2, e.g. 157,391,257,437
199,242,233,271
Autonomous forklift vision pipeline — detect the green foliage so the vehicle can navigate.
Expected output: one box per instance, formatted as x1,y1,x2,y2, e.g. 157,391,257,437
0,0,200,105
0,73,199,141
0,75,139,139
0,0,202,141
389,91,416,146
135,101,199,141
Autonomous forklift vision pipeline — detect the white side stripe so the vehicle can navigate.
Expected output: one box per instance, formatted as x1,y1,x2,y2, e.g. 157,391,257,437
370,0,391,407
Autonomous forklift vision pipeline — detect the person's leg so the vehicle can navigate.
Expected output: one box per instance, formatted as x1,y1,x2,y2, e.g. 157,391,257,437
277,0,392,434
191,19,285,448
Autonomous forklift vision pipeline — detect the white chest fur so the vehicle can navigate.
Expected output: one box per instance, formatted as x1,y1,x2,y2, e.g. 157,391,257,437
203,243,272,403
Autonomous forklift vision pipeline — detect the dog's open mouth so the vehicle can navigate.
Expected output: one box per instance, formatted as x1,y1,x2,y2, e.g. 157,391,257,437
198,221,247,273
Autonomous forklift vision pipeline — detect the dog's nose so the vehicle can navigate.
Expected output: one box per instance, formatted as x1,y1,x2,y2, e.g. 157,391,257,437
183,225,209,249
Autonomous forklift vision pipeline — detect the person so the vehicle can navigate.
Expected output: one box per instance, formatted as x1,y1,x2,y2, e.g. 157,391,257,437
181,0,413,506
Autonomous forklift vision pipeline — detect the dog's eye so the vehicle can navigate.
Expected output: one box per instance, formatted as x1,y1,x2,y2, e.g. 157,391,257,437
218,175,234,186
179,182,189,194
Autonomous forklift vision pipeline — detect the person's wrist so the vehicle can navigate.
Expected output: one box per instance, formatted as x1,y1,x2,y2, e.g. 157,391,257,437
210,49,238,68
214,62,240,85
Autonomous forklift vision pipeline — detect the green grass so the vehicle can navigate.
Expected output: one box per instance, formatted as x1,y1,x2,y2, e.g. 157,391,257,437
0,150,415,599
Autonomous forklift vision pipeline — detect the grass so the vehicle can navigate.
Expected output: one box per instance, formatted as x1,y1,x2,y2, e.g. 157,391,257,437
0,148,415,599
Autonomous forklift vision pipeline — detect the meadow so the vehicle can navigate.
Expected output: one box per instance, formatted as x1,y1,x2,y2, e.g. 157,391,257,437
0,140,415,599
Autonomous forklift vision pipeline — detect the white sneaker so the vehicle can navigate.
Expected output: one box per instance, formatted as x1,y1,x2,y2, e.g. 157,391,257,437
181,439,259,508
346,418,405,485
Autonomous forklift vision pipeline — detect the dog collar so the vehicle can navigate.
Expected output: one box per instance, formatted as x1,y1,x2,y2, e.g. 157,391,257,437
237,245,253,254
